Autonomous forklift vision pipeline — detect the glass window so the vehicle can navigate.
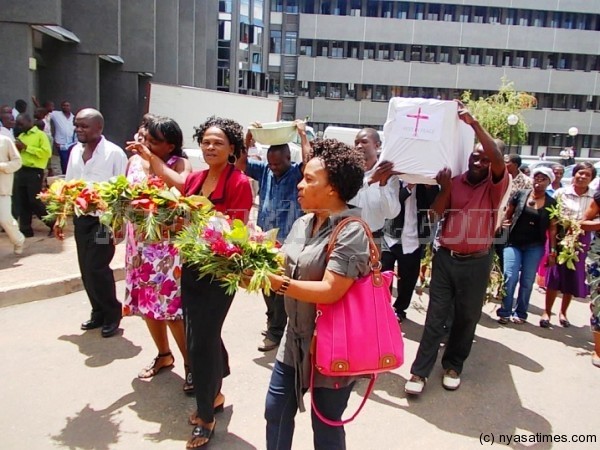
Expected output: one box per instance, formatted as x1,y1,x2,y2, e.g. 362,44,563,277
345,83,356,99
350,0,361,16
315,82,327,97
284,31,297,54
364,43,375,59
393,44,405,60
271,0,283,12
219,0,232,13
518,10,530,27
424,46,435,62
320,1,331,14
283,74,296,95
382,1,393,19
488,8,500,24
397,2,408,19
332,41,344,58
318,41,328,57
329,83,342,99
360,85,372,100
505,9,515,26
269,75,280,95
532,10,544,27
253,0,264,25
373,85,388,101
218,45,230,60
377,44,390,60
270,30,281,53
414,3,425,20
348,42,360,59
427,4,440,21
240,0,249,19
300,39,313,56
286,0,298,14
299,80,309,97
240,23,250,44
439,47,450,63
473,7,484,23
217,68,230,88
459,6,470,23
334,0,347,16
549,11,560,28
253,26,263,45
219,20,231,40
410,45,422,62
366,1,378,17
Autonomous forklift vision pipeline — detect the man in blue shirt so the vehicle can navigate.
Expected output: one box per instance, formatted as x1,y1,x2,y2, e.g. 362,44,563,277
239,120,310,351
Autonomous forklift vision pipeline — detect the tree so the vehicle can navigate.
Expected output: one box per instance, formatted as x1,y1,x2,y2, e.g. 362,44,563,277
460,77,536,146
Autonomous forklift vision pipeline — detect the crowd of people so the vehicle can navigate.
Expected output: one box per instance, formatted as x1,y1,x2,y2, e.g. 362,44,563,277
2,97,600,449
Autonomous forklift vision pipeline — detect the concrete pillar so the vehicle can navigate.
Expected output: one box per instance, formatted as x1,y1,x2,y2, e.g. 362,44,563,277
154,0,179,84
99,62,141,148
0,23,34,106
178,0,195,86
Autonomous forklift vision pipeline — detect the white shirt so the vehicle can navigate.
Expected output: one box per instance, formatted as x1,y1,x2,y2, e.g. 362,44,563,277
50,111,76,146
0,127,14,141
553,184,595,221
66,136,127,183
348,167,401,232
383,183,420,254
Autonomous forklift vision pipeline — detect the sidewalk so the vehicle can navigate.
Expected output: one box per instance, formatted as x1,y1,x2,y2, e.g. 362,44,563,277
0,218,125,308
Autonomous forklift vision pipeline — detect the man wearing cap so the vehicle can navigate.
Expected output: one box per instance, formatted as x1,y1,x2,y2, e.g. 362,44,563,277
496,166,557,324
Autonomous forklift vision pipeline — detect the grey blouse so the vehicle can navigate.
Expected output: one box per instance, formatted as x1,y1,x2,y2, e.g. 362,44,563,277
275,207,371,411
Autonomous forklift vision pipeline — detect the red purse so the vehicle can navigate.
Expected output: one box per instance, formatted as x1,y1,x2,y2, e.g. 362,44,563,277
310,217,404,426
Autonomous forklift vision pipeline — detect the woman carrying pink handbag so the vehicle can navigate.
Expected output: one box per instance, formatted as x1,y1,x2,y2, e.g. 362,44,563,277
264,139,371,450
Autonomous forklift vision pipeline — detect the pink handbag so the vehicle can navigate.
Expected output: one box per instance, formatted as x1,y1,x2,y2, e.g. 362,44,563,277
310,217,404,426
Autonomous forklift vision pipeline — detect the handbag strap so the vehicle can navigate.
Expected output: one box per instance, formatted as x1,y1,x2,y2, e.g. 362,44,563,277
309,351,377,427
325,216,383,287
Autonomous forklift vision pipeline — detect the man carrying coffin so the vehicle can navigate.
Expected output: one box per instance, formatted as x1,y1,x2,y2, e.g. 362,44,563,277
348,128,400,243
405,101,509,395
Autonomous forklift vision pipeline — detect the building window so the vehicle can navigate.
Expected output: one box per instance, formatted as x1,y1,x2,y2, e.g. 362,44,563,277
366,1,378,17
414,3,425,20
240,0,249,19
332,41,344,58
360,85,372,100
329,83,342,99
299,80,309,97
424,46,435,62
217,68,230,89
318,41,328,57
373,85,388,101
269,75,280,95
377,44,391,60
286,0,298,14
315,82,327,97
488,8,500,24
348,42,360,59
348,0,361,16
473,7,485,23
219,20,231,40
254,0,264,25
270,30,281,53
284,31,297,54
271,1,283,12
346,83,356,99
382,1,393,18
459,6,470,23
219,0,232,13
283,74,296,95
393,44,405,60
300,39,313,56
397,2,408,19
427,4,440,21
364,43,375,59
439,47,450,63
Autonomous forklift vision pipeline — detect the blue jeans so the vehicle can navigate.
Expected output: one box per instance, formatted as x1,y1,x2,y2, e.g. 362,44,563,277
498,244,545,320
265,360,353,450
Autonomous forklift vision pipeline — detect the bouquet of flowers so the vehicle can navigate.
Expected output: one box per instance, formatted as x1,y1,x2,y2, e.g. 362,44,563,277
38,179,108,228
175,215,284,295
547,199,584,270
96,175,213,242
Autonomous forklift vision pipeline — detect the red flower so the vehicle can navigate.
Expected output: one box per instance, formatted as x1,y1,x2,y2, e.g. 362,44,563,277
131,198,157,212
147,177,165,189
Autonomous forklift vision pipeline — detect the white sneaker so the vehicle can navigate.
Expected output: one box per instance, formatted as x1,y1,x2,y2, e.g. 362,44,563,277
404,375,426,395
14,241,24,255
442,369,461,390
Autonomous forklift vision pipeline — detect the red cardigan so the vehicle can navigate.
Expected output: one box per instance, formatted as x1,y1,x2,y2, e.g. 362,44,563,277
184,165,253,223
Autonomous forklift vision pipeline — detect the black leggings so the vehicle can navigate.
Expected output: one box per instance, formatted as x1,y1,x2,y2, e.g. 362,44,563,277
182,266,234,423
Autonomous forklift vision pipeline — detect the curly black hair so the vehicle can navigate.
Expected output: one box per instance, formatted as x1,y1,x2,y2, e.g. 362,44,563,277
310,138,365,202
192,116,245,158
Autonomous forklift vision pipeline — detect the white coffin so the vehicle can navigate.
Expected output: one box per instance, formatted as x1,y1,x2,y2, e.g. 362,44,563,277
379,98,475,184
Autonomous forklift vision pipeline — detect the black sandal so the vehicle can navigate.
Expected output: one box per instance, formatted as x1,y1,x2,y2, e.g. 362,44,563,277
138,352,174,379
183,365,194,395
186,422,215,449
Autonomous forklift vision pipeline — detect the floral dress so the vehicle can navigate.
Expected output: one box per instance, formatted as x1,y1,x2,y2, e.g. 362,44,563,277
586,236,600,332
123,155,183,320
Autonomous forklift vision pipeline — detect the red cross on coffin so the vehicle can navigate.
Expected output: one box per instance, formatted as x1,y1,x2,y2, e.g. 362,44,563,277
379,98,474,185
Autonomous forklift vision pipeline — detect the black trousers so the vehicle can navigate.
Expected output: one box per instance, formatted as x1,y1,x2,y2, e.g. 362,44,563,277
263,290,287,342
381,241,423,318
182,266,233,423
73,216,121,324
411,247,493,377
12,167,49,233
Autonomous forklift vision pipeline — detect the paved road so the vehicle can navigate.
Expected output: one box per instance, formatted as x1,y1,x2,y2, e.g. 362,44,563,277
1,280,599,449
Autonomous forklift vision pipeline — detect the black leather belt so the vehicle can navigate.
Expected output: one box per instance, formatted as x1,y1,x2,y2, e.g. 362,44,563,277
442,247,490,261
372,229,384,238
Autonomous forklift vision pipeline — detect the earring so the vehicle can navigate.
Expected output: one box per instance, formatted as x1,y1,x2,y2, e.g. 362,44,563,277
228,154,237,165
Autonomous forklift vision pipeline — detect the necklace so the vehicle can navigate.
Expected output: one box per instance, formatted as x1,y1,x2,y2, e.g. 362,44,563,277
527,193,544,207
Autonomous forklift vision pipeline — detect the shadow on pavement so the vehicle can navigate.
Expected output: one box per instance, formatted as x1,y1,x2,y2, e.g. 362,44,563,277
51,374,257,449
59,332,143,367
350,318,553,449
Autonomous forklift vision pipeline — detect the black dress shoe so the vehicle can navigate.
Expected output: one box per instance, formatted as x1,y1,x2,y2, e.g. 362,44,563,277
81,319,103,330
101,322,121,338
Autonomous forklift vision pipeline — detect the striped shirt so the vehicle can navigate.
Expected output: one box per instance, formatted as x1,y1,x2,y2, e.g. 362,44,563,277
553,185,595,221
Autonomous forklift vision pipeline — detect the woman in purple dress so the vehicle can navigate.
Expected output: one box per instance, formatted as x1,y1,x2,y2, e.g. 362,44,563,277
124,116,193,390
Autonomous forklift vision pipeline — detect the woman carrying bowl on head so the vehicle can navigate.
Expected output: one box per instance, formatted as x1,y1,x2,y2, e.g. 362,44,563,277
496,167,557,325
263,139,371,450
123,116,193,389
181,116,253,449
540,162,596,328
